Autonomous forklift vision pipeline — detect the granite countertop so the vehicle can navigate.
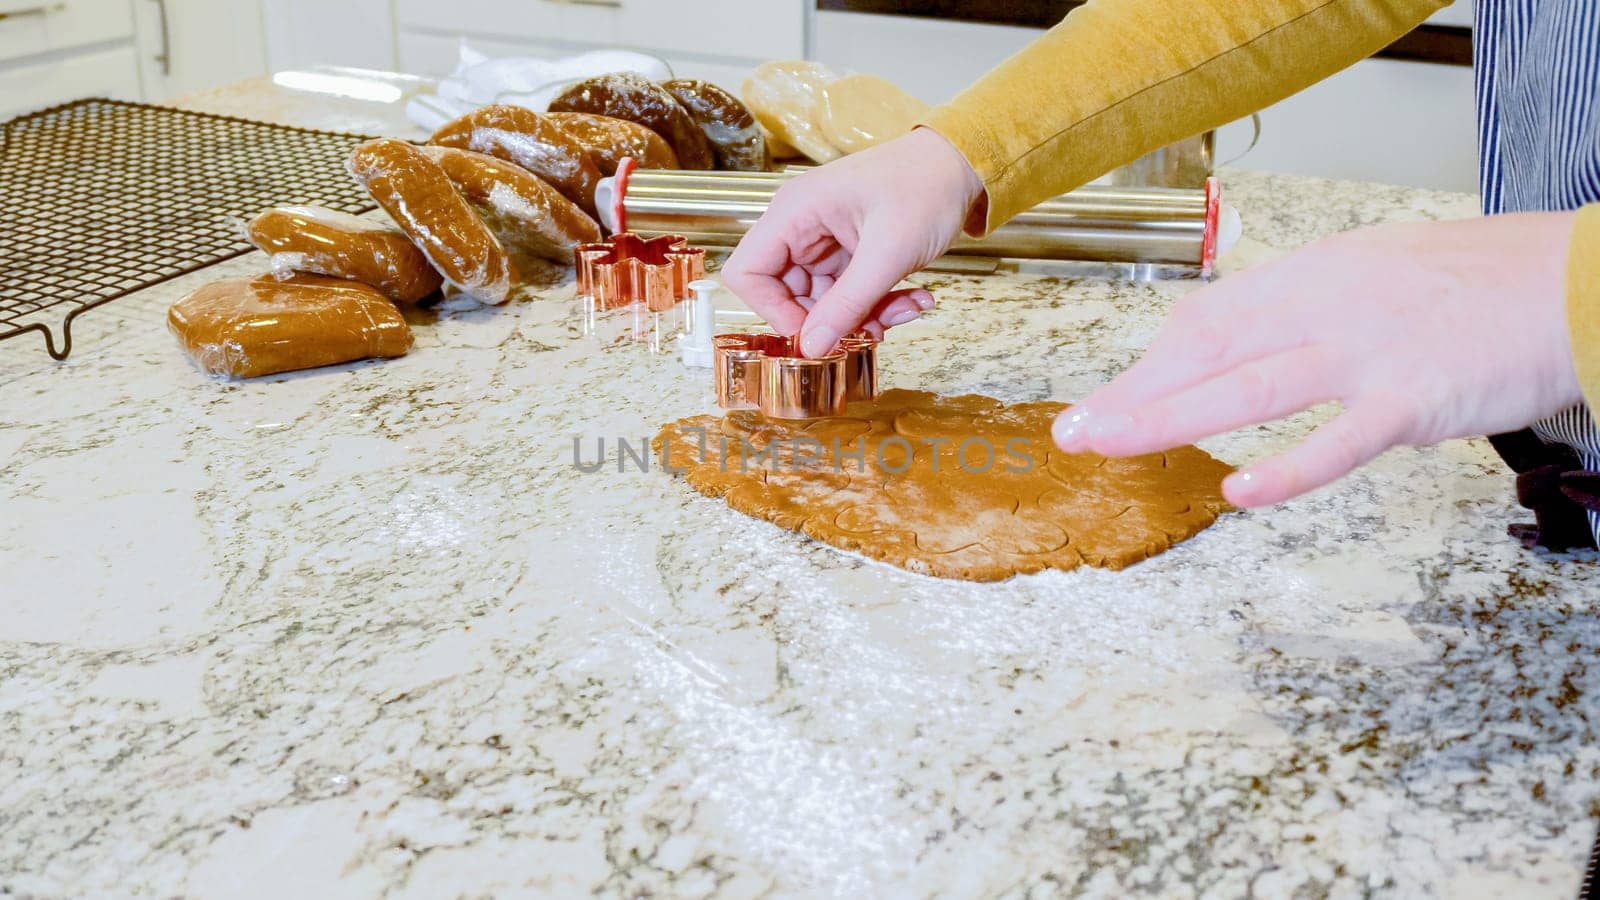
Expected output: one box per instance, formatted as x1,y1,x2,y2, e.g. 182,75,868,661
3,76,1598,898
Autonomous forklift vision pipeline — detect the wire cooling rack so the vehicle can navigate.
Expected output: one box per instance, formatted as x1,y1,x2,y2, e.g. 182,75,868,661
0,98,378,360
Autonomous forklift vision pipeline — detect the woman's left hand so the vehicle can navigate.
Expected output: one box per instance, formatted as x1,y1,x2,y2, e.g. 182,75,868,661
1052,211,1584,507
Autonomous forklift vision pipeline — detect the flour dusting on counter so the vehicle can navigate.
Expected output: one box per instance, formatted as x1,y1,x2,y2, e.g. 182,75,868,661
2,167,1598,898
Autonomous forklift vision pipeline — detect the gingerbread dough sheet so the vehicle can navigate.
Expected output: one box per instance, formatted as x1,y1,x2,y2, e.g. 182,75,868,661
654,389,1234,582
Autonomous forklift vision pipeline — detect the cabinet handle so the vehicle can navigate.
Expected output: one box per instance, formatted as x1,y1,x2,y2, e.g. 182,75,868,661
0,2,65,22
147,0,170,76
547,0,623,7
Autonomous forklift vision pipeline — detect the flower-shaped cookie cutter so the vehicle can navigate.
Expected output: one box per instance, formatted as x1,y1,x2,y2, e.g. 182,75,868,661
714,332,880,419
574,232,706,311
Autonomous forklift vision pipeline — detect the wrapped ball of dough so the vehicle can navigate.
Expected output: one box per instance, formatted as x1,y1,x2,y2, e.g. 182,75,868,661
818,74,931,155
544,111,678,173
429,105,604,217
245,205,442,305
168,274,412,379
741,61,842,164
548,72,715,170
420,145,602,262
347,138,513,305
661,79,769,172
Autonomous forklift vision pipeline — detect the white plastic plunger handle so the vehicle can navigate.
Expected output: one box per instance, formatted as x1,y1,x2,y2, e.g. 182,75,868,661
594,172,623,233
681,278,718,368
1216,203,1243,257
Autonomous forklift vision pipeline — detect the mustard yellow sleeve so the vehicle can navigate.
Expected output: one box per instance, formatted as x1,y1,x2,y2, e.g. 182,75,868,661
923,0,1451,233
1567,206,1600,408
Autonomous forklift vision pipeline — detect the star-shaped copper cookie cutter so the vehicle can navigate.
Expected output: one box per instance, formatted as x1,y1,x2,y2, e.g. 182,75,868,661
714,332,879,419
574,233,706,311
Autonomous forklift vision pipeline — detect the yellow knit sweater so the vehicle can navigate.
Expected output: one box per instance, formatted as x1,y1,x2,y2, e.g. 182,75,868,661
923,0,1600,409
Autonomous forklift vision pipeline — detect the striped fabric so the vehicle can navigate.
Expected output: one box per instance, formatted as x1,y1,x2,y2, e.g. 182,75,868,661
1476,1,1600,545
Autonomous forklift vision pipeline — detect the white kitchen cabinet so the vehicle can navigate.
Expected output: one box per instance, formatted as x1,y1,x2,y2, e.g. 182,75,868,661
394,0,799,94
0,0,135,61
1,0,268,118
617,0,801,62
261,0,394,71
397,29,756,89
394,0,599,46
132,0,268,101
0,44,142,117
0,0,141,117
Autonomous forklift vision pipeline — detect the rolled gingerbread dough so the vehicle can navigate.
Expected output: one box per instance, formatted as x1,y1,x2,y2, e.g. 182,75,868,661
654,389,1234,582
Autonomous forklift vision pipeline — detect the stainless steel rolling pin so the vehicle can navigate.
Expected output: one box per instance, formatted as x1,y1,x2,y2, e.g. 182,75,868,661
594,162,1242,272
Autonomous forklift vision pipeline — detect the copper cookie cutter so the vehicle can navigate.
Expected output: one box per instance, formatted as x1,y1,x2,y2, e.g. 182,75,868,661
714,332,879,419
574,232,706,311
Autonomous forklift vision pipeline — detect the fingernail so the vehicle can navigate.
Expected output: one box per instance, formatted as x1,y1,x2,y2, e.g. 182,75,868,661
914,293,935,310
799,330,834,358
884,308,921,327
1053,407,1092,448
1222,470,1255,503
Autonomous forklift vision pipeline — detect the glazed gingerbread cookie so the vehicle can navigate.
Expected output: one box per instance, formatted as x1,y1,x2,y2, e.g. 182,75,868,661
544,111,678,173
347,138,513,305
654,389,1234,581
245,205,442,304
547,73,715,170
420,145,602,262
661,79,768,171
428,105,604,217
168,274,412,379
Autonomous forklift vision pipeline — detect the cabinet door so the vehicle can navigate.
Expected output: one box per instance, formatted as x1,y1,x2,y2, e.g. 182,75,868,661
0,44,142,118
262,0,396,71
395,0,556,37
133,0,267,100
0,0,136,63
619,0,802,61
397,29,755,96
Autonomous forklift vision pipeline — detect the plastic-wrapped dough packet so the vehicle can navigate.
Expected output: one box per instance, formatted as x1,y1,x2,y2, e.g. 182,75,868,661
347,138,515,306
741,61,843,164
168,274,413,379
428,105,604,217
544,111,679,173
817,73,931,155
547,72,716,170
661,80,769,171
419,145,602,261
244,206,443,305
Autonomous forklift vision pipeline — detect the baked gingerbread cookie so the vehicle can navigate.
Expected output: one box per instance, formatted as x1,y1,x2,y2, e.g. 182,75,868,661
548,72,715,170
654,389,1234,581
661,79,769,171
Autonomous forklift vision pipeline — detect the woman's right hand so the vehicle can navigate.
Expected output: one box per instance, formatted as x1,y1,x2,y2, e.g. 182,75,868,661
720,127,985,358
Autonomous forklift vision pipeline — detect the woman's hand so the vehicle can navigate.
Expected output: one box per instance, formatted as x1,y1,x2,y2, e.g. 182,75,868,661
721,127,985,357
1053,212,1584,507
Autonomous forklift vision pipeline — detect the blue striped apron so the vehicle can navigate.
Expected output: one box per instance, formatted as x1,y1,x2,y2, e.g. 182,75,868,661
1476,1,1600,550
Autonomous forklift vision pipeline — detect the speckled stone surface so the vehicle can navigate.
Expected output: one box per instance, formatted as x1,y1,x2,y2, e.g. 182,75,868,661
2,81,1598,898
